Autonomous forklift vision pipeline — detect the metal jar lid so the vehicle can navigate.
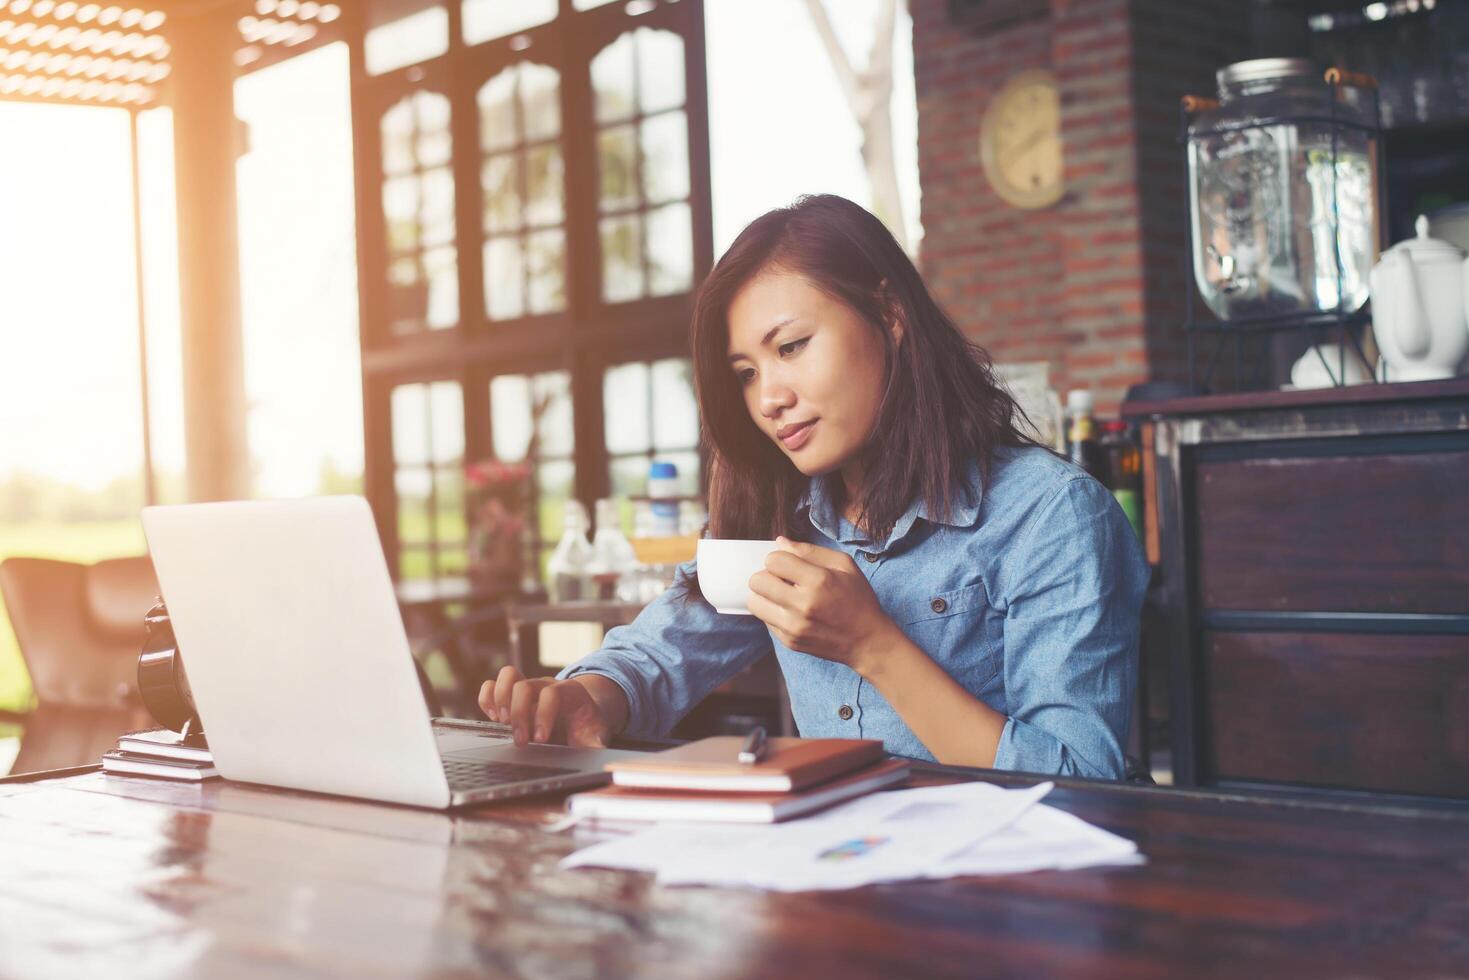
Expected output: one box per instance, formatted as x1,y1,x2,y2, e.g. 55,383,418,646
1217,57,1317,91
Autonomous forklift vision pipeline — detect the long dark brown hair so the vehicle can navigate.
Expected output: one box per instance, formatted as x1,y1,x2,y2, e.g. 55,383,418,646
691,194,1045,543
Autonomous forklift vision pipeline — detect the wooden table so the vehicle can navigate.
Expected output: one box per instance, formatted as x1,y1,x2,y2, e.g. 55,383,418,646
2,762,1467,977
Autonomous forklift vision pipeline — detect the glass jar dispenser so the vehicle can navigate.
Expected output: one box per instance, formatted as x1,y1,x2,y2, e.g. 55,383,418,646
1187,59,1379,321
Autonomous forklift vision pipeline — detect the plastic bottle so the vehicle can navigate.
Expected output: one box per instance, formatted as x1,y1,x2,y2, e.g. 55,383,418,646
589,497,638,601
646,460,681,537
545,499,595,603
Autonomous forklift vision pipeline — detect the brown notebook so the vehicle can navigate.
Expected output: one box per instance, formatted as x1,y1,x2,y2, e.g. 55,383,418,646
605,736,887,792
572,758,910,824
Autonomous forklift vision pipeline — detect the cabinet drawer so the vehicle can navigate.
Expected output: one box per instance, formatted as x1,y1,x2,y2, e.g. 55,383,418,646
1194,443,1469,614
1203,630,1469,797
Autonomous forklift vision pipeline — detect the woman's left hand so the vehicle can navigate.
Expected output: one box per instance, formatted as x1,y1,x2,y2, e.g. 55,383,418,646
746,536,897,674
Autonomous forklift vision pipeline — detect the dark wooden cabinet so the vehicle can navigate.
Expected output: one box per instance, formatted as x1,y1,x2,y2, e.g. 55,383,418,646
1125,379,1469,800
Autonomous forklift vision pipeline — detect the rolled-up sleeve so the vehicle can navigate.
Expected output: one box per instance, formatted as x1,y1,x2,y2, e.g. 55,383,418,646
556,559,774,736
991,476,1150,780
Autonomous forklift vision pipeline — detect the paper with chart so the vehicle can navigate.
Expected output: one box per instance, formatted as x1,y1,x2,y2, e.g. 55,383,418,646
561,779,1139,891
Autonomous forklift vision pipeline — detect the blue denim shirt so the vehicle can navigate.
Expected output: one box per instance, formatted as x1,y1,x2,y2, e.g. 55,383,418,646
559,445,1151,780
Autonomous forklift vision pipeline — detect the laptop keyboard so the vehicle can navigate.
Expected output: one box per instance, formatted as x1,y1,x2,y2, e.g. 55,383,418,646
441,758,579,792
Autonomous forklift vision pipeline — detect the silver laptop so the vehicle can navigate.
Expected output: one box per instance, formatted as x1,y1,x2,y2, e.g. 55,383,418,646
140,495,644,809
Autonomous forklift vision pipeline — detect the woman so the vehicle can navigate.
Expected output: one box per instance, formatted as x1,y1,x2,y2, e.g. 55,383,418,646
482,194,1150,779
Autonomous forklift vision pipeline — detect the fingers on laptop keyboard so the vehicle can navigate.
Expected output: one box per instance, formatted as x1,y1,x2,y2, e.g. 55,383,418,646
534,683,566,745
477,679,499,720
488,664,523,726
510,674,546,746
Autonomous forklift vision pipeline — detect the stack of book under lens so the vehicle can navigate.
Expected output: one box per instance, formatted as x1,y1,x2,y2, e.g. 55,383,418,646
102,728,218,781
568,736,908,824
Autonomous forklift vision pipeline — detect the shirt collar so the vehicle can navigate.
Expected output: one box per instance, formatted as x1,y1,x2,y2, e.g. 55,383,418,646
796,457,985,550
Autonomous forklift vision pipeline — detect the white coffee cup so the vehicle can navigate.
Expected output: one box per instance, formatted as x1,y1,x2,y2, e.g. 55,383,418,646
1289,343,1372,389
696,538,780,615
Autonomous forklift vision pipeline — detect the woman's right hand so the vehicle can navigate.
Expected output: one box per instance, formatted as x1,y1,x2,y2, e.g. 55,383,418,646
479,666,624,748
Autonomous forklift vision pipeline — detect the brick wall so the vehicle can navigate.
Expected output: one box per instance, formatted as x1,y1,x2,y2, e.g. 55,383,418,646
912,0,1248,412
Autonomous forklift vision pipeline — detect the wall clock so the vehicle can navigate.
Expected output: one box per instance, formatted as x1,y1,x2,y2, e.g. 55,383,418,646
979,69,1064,209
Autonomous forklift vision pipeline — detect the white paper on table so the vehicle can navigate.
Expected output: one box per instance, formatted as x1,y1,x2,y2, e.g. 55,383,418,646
930,802,1144,877
561,780,1056,891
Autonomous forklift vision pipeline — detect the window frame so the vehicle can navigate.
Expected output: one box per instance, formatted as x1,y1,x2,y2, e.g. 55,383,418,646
348,0,711,583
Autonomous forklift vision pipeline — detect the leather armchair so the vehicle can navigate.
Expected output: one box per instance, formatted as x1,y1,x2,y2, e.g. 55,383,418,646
0,555,159,774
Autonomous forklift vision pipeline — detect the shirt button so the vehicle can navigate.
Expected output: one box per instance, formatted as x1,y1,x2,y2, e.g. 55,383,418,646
931,597,948,614
863,551,879,563
838,704,854,721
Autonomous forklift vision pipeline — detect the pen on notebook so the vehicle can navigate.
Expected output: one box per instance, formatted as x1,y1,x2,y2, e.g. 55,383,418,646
738,725,767,764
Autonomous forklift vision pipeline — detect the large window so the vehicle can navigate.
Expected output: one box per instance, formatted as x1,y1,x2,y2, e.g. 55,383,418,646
381,90,457,335
592,27,693,303
391,380,465,581
479,62,566,321
355,0,711,585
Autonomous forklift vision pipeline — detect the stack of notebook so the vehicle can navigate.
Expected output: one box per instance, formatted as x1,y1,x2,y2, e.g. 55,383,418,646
102,727,219,781
568,736,908,824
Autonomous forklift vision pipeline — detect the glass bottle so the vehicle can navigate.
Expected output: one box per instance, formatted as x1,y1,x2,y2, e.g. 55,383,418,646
1099,420,1144,541
1187,58,1377,320
1066,390,1104,480
545,499,594,603
589,497,638,601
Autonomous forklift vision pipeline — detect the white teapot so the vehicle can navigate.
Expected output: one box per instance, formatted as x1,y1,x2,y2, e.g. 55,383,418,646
1368,215,1468,382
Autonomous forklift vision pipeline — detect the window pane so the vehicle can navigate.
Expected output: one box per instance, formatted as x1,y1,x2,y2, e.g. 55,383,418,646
600,213,643,303
416,125,451,170
482,152,521,233
609,454,647,498
640,110,688,204
391,384,428,465
534,371,574,458
390,256,420,286
234,45,363,499
434,467,465,541
526,228,565,314
462,0,556,45
416,90,451,135
591,33,635,123
637,28,685,115
478,68,517,153
381,101,415,175
597,124,638,212
366,7,449,77
536,459,574,543
382,176,420,252
484,236,525,321
428,381,463,465
399,545,433,582
420,166,455,247
524,142,563,226
520,62,561,142
389,271,427,335
646,202,691,296
651,357,698,450
603,361,649,454
490,374,532,460
424,244,458,329
438,544,469,577
395,467,432,543
0,100,151,712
